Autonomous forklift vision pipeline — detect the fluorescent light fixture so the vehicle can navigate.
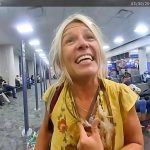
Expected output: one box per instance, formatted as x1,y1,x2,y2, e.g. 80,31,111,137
107,61,111,63
44,59,49,64
41,56,47,59
39,53,45,57
114,36,124,44
134,24,149,34
103,45,110,50
29,39,40,46
16,23,33,33
35,49,43,52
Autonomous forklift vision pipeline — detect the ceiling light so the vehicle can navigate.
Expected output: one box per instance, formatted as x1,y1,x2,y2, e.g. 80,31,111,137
114,36,124,44
35,49,43,52
41,56,47,59
134,24,149,34
39,53,45,57
16,23,33,33
107,61,111,63
29,39,40,46
103,45,110,50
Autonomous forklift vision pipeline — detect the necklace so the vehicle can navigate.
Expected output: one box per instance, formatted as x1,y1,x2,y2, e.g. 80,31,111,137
73,85,100,122
65,83,100,124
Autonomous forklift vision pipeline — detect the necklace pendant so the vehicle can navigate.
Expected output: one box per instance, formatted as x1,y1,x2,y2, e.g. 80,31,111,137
89,115,94,124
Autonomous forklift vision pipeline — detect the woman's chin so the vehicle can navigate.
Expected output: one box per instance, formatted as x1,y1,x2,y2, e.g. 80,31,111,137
82,68,98,75
76,71,98,79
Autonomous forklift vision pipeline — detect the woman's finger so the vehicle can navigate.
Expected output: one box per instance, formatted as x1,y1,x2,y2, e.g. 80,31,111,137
77,122,87,138
91,119,100,136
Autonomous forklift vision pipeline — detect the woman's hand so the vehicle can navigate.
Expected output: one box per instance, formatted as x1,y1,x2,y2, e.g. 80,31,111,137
77,119,104,150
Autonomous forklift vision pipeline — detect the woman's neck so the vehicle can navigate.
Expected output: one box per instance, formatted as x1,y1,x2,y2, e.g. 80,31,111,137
70,77,99,102
69,77,99,119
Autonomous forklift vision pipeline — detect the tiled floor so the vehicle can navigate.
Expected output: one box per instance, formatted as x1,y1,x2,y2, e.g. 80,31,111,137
0,81,150,150
0,84,45,150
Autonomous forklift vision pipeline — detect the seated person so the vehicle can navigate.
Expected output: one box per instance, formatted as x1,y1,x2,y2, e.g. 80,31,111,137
142,71,150,83
123,69,131,78
122,70,132,85
30,75,34,84
135,98,147,121
122,76,132,86
139,81,150,97
126,82,146,121
0,76,17,98
27,76,31,89
15,75,21,87
145,96,150,119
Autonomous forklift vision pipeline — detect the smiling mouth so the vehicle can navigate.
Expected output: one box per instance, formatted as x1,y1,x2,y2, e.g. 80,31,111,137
75,54,94,64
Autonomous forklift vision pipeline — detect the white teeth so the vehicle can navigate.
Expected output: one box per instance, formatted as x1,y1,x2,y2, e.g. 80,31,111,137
76,55,93,64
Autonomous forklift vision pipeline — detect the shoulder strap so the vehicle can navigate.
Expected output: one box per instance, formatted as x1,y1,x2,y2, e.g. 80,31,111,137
49,83,64,114
48,83,64,132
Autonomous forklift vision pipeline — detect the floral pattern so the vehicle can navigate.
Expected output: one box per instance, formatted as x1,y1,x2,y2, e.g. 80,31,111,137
55,97,78,150
58,118,68,133
65,144,76,150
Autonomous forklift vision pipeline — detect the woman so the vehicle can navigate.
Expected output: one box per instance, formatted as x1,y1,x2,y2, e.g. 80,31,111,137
35,14,143,150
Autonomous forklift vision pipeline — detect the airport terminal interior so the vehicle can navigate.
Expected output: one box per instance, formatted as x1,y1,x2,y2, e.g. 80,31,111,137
0,7,150,150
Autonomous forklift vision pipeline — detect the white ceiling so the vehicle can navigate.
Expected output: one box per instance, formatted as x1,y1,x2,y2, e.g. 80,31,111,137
0,7,150,60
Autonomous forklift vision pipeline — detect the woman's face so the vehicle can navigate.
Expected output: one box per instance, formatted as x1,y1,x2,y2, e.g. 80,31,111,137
61,21,100,80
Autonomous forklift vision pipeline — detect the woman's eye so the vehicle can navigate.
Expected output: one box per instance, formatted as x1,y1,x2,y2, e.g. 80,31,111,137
67,39,73,43
86,34,95,40
65,37,75,44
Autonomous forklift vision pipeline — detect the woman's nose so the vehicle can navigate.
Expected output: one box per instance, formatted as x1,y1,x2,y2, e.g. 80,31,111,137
76,36,89,50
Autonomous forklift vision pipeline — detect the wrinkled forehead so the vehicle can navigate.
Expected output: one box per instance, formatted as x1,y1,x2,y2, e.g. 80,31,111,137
63,20,92,35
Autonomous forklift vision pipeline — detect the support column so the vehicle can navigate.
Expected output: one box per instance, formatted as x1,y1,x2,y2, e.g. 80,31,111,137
138,47,148,75
39,58,43,100
34,53,39,110
21,41,32,136
43,63,46,92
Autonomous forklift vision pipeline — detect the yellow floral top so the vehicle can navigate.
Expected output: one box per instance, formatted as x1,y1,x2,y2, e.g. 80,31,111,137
43,78,138,150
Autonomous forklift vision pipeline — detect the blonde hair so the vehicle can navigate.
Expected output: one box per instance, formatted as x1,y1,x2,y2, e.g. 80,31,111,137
50,13,107,84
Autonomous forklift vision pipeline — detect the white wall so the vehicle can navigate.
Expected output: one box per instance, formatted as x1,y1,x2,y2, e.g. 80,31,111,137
0,45,15,86
28,60,34,77
14,55,20,76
